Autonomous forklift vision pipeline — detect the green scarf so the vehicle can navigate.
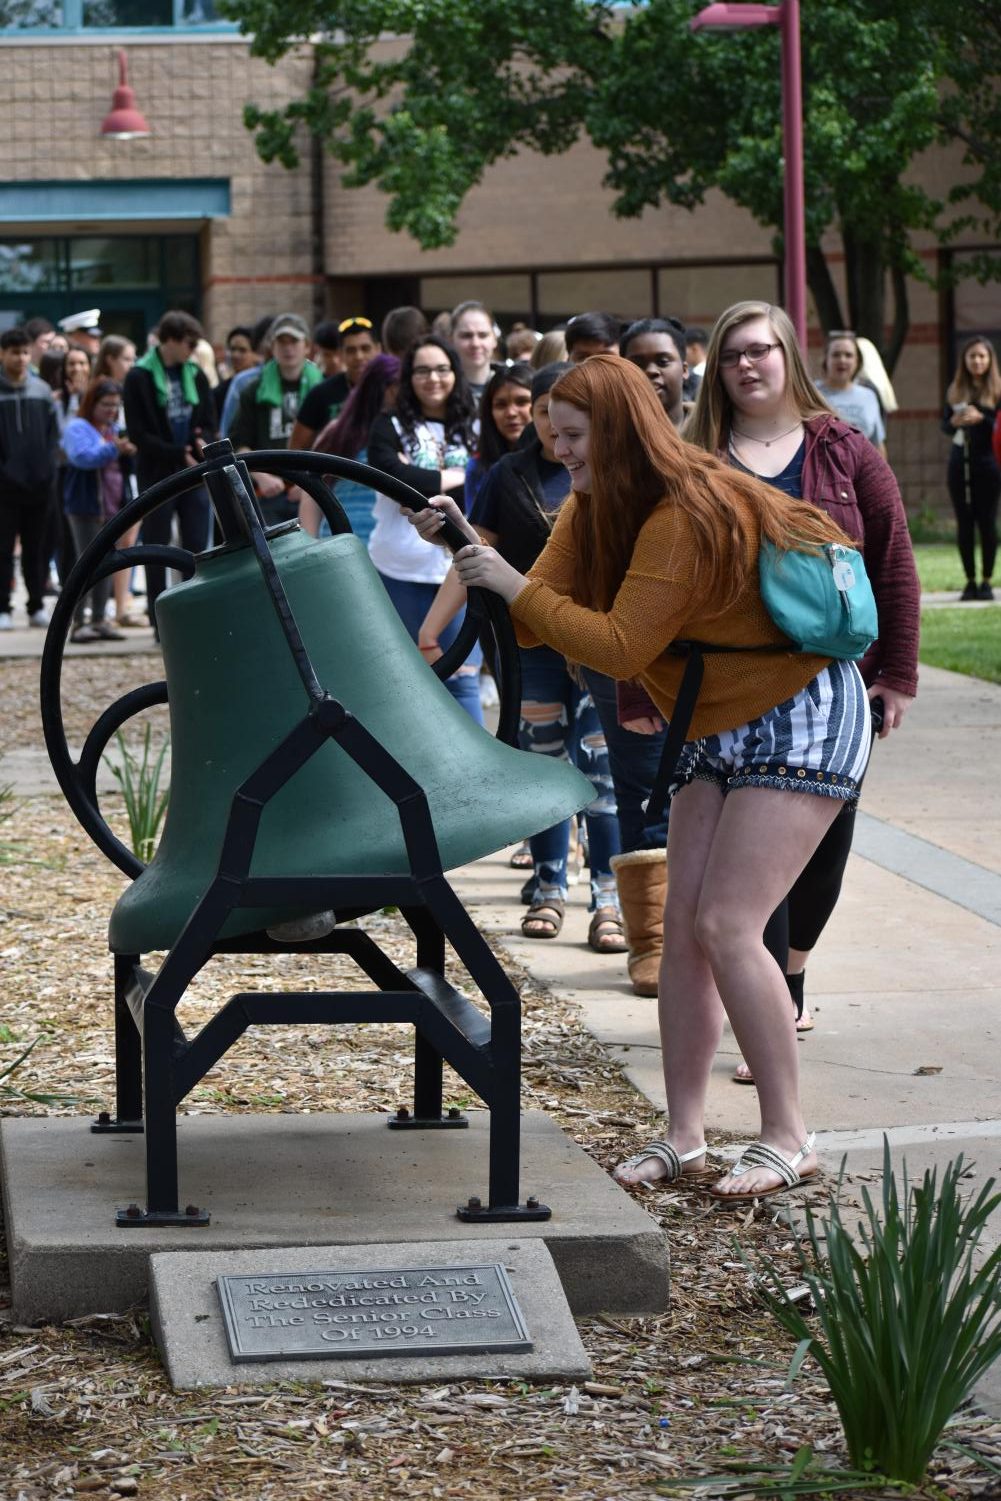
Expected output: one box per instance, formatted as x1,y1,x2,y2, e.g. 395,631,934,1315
136,347,200,409
254,358,323,407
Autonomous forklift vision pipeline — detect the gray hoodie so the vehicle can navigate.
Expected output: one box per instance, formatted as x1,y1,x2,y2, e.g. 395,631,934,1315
0,370,60,499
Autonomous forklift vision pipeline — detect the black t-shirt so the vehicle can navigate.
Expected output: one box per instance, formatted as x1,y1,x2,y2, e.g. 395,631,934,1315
730,438,806,499
165,366,192,448
297,372,351,433
472,455,568,531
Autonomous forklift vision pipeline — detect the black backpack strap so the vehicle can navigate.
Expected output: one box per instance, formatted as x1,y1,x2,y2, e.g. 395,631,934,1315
644,645,705,826
642,638,793,828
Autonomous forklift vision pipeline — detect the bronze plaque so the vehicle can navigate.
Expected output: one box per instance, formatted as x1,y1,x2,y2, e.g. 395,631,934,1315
217,1263,532,1363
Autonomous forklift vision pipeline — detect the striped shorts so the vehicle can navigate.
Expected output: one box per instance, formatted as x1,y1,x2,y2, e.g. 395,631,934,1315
687,659,872,803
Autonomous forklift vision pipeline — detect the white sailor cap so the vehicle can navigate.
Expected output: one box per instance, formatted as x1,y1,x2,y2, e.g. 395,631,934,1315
58,309,102,336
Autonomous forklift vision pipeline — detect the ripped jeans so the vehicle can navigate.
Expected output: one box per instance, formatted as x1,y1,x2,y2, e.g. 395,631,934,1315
519,645,621,909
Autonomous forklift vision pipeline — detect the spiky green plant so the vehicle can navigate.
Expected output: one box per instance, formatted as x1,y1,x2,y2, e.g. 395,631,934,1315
103,724,170,864
0,1032,98,1106
0,783,64,872
749,1139,1001,1484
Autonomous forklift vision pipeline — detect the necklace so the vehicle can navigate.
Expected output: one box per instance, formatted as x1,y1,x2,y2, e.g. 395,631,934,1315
731,421,803,448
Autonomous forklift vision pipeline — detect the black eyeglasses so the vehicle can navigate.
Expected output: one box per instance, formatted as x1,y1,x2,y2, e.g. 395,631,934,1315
718,342,781,369
412,364,453,380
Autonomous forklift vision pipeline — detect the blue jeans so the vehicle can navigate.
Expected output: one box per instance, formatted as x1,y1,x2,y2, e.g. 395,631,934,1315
376,570,484,726
583,668,669,853
519,646,620,908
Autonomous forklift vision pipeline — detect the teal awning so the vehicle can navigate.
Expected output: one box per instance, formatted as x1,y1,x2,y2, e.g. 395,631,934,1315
0,179,231,223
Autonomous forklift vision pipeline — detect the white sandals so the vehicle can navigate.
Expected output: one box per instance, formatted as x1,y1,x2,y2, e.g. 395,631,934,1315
613,1140,709,1186
708,1132,819,1203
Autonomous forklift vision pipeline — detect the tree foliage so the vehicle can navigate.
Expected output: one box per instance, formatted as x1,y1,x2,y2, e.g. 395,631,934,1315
936,0,1001,279
220,0,1001,368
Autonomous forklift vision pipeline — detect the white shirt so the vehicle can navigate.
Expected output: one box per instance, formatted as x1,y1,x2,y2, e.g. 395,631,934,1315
368,417,471,583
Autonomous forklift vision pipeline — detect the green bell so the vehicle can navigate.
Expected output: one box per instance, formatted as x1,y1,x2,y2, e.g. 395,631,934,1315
109,528,592,954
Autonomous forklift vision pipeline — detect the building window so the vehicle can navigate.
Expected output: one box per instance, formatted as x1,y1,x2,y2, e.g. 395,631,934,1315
419,274,533,330
1,1,63,23
0,232,201,350
68,236,161,289
537,268,652,326
656,262,779,328
949,250,1001,338
84,0,172,21
2,0,230,29
0,239,64,295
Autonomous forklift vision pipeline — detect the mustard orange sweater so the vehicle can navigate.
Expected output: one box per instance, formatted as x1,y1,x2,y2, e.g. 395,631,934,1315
511,495,832,738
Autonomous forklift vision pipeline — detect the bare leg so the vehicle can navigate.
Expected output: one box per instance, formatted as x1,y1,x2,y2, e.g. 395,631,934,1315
734,934,812,1080
697,788,843,1196
114,523,140,620
615,779,724,1184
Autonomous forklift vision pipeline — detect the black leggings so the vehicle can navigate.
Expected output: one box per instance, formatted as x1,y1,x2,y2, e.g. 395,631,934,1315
787,799,857,952
763,797,859,972
948,450,1000,582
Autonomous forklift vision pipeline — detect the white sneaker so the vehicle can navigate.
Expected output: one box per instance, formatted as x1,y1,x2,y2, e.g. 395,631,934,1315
0,612,12,631
28,608,50,628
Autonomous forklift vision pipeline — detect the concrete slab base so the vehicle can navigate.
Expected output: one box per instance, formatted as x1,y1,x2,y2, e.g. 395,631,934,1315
1,1110,669,1325
150,1238,591,1390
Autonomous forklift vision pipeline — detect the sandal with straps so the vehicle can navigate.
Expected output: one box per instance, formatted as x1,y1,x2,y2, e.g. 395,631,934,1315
521,897,565,940
707,1132,819,1203
588,906,628,954
613,1140,710,1187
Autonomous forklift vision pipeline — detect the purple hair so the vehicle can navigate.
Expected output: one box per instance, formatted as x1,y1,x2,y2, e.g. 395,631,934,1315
313,354,401,460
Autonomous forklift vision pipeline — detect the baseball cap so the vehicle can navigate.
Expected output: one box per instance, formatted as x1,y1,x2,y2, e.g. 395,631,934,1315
267,314,310,342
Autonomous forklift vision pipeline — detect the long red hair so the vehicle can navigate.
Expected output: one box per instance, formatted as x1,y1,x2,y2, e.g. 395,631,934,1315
550,355,852,613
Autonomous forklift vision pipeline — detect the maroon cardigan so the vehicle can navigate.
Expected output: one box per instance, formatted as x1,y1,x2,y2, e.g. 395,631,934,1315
616,415,920,722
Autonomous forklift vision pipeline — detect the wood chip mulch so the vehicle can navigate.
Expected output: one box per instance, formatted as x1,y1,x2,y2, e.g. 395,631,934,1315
1,656,1000,1500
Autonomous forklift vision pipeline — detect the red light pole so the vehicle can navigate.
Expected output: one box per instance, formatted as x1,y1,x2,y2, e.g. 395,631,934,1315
690,0,806,350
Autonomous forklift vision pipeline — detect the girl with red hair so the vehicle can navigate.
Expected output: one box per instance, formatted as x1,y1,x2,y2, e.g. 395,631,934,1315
409,354,872,1203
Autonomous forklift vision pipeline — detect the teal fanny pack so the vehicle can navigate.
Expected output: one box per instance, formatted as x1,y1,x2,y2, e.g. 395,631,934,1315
759,539,877,660
644,540,878,825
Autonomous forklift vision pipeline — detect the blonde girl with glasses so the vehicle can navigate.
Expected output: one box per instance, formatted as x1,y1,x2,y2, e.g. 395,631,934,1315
682,301,919,1067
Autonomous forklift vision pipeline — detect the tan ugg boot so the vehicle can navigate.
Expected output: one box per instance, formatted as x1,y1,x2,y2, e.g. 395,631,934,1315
610,849,667,997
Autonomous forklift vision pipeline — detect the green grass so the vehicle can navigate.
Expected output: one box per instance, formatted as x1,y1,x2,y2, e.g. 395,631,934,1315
911,542,968,595
918,607,1001,683
906,544,1000,684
